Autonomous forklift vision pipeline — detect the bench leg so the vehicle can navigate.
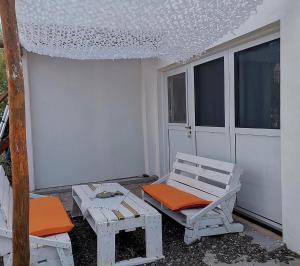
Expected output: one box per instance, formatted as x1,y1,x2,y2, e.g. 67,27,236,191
97,223,116,266
57,247,74,266
184,222,244,245
145,214,163,259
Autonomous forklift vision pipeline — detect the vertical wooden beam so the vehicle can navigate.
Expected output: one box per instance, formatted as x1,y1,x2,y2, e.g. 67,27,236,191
0,0,30,265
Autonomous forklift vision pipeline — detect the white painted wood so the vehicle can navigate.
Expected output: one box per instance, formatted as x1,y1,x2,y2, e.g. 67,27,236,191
166,179,219,202
0,166,74,265
176,152,234,173
169,172,226,197
189,50,231,167
235,134,282,224
145,214,163,258
165,66,196,170
144,152,243,244
168,129,195,170
97,223,116,266
72,182,164,265
228,33,282,228
143,193,187,226
87,208,107,224
172,161,231,185
195,131,230,162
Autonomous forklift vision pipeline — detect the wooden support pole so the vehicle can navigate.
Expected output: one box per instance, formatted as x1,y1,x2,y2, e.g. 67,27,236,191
0,0,30,265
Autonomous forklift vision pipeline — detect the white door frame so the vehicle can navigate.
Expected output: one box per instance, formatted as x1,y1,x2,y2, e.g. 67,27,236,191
163,65,196,171
159,31,282,229
229,32,281,229
189,51,231,161
228,32,281,163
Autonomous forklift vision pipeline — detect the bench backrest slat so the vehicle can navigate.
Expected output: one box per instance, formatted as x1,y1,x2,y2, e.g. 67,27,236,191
168,153,242,201
173,161,231,185
169,172,226,198
166,179,219,202
176,152,234,173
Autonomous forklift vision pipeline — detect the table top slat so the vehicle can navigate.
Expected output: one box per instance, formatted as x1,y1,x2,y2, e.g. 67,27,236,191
72,182,159,223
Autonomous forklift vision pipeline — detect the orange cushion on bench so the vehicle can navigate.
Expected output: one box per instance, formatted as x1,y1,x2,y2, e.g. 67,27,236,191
29,196,74,237
142,183,212,211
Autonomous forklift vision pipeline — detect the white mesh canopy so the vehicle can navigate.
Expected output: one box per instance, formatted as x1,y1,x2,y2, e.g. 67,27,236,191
16,0,263,61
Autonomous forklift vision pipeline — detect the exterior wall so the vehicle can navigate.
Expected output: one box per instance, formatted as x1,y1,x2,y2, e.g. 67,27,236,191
26,53,145,189
23,0,300,253
141,59,160,176
142,0,287,177
141,0,300,253
281,1,300,254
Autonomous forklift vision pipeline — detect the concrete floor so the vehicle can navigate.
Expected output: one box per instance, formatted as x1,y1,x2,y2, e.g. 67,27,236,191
43,181,300,266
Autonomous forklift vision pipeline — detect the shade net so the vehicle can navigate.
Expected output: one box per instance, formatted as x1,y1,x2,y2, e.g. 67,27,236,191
16,0,263,61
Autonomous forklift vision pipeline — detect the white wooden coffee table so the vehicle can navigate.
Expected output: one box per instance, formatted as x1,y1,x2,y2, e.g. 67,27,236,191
72,182,163,266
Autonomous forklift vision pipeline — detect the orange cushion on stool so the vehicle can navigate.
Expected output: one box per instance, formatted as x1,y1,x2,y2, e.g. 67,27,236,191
143,183,211,211
29,196,74,237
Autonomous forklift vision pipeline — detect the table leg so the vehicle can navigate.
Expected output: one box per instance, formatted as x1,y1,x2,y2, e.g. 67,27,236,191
71,197,82,217
97,223,116,266
145,214,163,259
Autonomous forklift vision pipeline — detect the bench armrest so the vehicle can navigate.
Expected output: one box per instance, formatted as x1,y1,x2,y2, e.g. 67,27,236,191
188,184,241,224
0,228,71,249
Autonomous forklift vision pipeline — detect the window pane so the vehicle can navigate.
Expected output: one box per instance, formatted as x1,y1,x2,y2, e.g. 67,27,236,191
235,39,280,129
168,73,187,123
194,58,225,127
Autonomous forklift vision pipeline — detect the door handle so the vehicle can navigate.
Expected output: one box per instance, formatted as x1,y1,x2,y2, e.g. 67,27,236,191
185,125,192,138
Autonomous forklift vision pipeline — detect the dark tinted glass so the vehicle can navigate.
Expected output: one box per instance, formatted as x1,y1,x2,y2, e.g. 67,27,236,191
194,58,225,127
168,73,187,123
235,39,280,129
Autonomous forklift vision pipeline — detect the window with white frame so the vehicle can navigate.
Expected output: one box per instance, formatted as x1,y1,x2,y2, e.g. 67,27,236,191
234,39,280,129
194,57,225,127
168,73,187,124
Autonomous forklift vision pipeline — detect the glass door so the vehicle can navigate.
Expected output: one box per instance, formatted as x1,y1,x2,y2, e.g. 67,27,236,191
165,66,196,170
230,36,281,229
190,52,231,162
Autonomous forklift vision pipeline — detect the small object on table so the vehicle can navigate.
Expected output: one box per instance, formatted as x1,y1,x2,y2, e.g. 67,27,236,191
96,190,124,198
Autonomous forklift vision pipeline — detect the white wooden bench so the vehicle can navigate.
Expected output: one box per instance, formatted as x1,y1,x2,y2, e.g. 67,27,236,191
0,167,74,265
143,152,244,244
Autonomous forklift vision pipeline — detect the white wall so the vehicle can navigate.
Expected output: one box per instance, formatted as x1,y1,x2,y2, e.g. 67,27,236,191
26,53,145,189
142,0,287,177
141,59,160,176
281,1,300,254
141,0,300,253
